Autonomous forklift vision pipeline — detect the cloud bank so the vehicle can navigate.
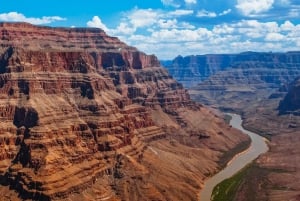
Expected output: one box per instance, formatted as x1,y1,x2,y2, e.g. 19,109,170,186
86,1,300,59
0,12,66,24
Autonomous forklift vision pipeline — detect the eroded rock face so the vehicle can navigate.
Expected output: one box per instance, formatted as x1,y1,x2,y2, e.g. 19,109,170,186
163,52,300,88
163,52,300,112
0,22,248,201
278,76,300,115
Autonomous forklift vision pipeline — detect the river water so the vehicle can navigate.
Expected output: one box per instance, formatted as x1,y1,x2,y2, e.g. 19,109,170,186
199,113,269,201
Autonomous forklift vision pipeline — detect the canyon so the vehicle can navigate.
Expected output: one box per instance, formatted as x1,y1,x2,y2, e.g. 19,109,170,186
164,54,300,200
163,52,300,112
0,22,249,201
235,77,300,201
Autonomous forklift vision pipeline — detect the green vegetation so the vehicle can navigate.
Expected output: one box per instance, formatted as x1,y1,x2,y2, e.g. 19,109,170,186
211,164,250,201
211,163,270,201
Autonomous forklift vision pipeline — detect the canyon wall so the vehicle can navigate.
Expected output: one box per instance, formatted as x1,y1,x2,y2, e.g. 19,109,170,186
163,52,300,111
163,52,300,87
0,22,248,201
278,76,300,115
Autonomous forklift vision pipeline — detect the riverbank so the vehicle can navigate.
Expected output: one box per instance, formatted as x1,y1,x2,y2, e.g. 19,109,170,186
218,138,251,170
236,106,300,201
211,162,271,201
199,114,269,201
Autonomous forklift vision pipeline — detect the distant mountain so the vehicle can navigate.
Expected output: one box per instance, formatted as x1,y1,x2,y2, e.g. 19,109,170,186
163,52,300,88
163,52,300,111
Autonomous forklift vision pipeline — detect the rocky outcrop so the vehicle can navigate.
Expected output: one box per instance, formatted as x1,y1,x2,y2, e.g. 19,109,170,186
278,76,300,115
0,22,248,201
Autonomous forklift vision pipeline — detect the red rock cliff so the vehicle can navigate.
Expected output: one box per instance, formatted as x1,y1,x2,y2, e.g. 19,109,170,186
0,22,248,201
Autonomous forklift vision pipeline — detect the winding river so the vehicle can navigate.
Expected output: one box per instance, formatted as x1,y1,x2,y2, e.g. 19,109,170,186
199,113,269,201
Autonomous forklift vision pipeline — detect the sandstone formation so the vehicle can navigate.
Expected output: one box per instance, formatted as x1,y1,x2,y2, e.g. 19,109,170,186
0,22,248,201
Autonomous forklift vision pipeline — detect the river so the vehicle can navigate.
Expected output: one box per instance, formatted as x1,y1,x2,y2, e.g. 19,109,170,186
199,113,269,201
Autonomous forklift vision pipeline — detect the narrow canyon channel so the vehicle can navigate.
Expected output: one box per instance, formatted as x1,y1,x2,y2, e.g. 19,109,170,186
199,113,269,201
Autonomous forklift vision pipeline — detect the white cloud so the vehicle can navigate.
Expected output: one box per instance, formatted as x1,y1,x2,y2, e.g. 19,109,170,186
288,8,300,17
0,12,66,25
115,22,136,35
197,9,217,18
236,0,274,16
213,24,235,34
280,20,295,31
161,0,180,7
128,9,158,28
86,8,300,59
227,20,280,39
151,28,212,42
219,9,232,16
277,0,291,6
161,0,196,7
180,22,195,29
158,19,178,29
265,32,285,41
133,19,300,59
87,16,109,32
169,9,194,16
185,0,197,4
196,9,231,18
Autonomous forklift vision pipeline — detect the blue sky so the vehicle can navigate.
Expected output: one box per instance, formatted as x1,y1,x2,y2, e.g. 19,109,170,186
1,0,300,59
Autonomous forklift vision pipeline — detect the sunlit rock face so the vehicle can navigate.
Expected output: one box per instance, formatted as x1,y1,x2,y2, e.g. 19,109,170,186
0,22,248,201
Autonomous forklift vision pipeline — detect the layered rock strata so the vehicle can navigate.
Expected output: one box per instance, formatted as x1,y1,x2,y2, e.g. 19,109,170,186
163,52,300,111
163,52,300,88
0,22,248,201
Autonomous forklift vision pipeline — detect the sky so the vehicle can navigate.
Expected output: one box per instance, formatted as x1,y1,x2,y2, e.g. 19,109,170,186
1,0,300,59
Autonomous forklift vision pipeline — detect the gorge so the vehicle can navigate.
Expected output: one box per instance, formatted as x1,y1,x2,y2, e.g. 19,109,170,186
164,53,300,201
200,114,269,201
0,22,250,201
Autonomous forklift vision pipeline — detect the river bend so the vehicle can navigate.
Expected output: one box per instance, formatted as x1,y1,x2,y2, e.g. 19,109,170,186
199,113,269,201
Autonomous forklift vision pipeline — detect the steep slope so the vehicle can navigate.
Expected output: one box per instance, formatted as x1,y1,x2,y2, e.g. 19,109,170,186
162,54,234,87
189,67,298,111
278,76,300,115
0,22,248,201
